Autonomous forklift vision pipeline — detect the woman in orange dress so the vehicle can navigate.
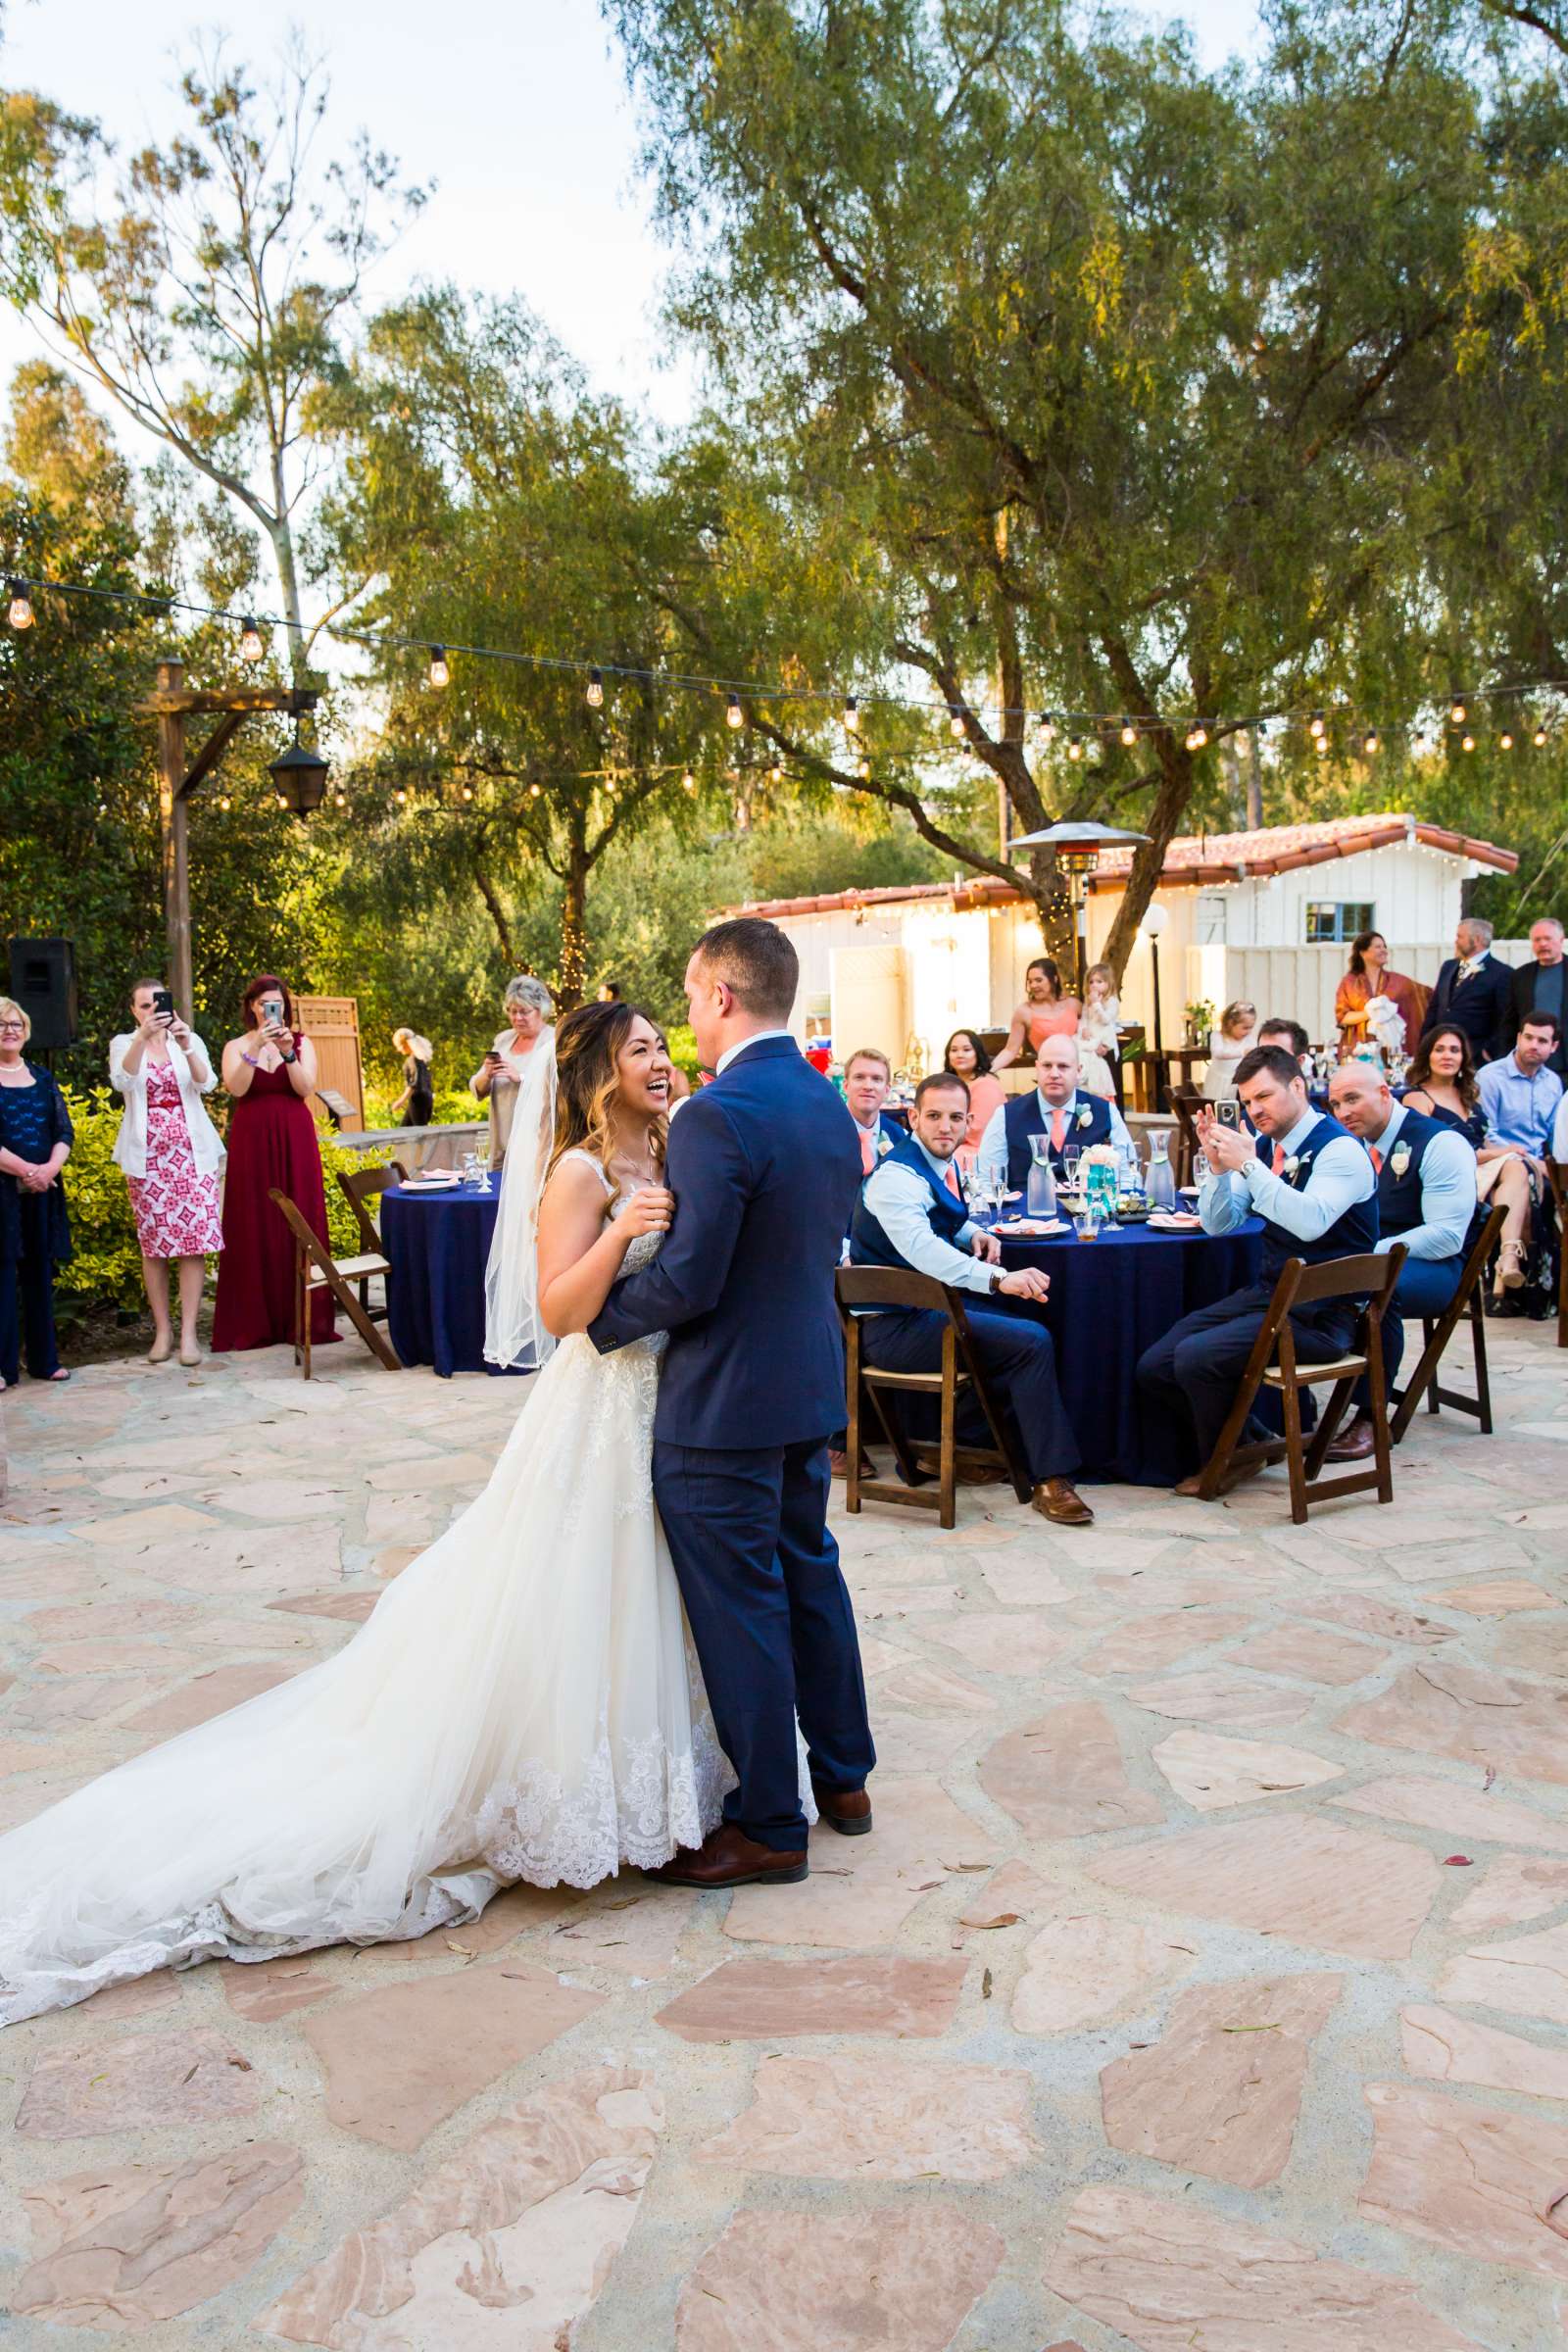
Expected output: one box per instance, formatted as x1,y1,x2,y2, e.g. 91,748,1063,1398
1334,930,1421,1059
993,957,1082,1069
943,1029,1005,1162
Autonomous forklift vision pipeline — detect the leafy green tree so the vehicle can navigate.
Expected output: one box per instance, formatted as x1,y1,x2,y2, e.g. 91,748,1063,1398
320,288,751,1003
611,0,1568,973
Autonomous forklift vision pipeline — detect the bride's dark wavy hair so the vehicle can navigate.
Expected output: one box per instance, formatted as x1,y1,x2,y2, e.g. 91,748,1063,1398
547,1000,668,1190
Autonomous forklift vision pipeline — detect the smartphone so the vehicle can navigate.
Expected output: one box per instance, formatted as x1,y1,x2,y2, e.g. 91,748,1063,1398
1216,1101,1241,1128
151,986,174,1024
261,997,285,1028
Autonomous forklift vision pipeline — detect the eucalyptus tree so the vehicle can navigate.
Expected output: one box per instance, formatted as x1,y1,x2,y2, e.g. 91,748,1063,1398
0,37,425,680
611,0,1568,970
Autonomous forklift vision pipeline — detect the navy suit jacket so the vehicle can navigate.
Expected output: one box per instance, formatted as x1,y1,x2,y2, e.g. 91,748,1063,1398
1422,956,1514,1061
587,1036,863,1448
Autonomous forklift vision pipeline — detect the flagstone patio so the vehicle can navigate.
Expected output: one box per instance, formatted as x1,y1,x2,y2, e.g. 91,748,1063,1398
2,1320,1567,2349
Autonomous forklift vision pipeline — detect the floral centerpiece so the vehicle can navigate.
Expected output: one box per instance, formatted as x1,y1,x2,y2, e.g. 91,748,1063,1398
1080,1141,1121,1214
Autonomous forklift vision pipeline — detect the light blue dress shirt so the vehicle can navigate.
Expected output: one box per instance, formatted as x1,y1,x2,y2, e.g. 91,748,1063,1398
861,1140,993,1296
1363,1101,1475,1261
1477,1054,1564,1157
976,1088,1134,1193
1200,1106,1374,1240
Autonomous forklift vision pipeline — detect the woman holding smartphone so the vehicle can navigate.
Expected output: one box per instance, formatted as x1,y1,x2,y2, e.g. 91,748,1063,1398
470,975,554,1167
213,974,336,1353
111,981,225,1365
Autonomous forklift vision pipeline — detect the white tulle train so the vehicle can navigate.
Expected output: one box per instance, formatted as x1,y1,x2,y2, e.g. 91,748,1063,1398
0,1280,729,2027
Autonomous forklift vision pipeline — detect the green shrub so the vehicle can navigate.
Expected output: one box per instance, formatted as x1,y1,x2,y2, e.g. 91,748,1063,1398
662,1024,701,1080
51,1086,403,1315
54,1088,146,1316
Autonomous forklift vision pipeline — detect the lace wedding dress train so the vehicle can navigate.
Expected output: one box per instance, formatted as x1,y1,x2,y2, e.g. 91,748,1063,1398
0,1212,728,2027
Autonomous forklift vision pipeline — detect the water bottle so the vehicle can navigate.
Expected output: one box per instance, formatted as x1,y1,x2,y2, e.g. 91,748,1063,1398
1026,1135,1058,1220
1146,1130,1177,1211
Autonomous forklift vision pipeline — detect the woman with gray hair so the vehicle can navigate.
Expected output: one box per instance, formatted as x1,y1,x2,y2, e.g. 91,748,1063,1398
470,975,554,1164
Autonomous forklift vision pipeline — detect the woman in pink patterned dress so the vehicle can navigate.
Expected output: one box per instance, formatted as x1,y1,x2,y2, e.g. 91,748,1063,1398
110,981,225,1366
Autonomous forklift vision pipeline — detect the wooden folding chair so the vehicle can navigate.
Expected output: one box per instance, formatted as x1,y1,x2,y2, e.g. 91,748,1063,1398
334,1160,408,1321
1170,1090,1205,1189
1195,1247,1407,1525
1390,1203,1506,1442
835,1266,1034,1531
1546,1159,1568,1350
269,1189,401,1380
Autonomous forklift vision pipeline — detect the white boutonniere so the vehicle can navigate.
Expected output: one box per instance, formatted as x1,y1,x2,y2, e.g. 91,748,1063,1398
876,1129,896,1158
1075,1104,1094,1130
1281,1156,1300,1179
1390,1142,1411,1178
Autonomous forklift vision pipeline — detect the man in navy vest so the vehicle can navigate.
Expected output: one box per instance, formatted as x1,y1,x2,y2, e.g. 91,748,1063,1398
1135,1044,1378,1491
843,1047,905,1177
589,919,874,1889
975,1033,1134,1195
851,1072,1094,1525
1322,1059,1476,1460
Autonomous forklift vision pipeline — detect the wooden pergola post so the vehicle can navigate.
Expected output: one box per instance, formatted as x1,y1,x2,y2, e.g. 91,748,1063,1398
141,660,316,1023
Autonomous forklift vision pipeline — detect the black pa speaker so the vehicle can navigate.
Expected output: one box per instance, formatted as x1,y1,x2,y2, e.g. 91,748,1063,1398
8,938,79,1051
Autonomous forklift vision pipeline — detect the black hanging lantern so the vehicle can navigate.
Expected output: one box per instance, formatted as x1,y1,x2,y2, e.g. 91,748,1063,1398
269,730,330,816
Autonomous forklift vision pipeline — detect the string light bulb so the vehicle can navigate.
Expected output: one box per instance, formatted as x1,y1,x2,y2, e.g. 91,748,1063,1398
949,705,966,740
461,782,474,800
7,578,34,629
1461,733,1476,753
529,782,541,798
1362,730,1380,754
428,646,449,690
682,769,696,792
843,695,859,734
1499,729,1514,750
1067,736,1084,760
725,692,744,729
1308,710,1326,738
395,787,409,805
585,667,604,708
239,615,265,663
1534,724,1549,748
1036,712,1057,744
858,757,870,779
218,793,231,810
1119,717,1137,746
770,760,783,782
334,790,347,808
1449,699,1467,725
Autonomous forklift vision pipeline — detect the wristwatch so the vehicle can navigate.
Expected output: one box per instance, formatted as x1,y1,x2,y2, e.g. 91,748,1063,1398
988,1267,1006,1294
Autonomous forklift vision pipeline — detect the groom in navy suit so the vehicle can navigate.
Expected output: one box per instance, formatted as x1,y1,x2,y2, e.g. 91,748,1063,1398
589,918,875,1887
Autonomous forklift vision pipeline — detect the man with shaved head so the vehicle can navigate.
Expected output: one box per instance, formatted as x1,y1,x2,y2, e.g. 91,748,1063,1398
1323,1059,1477,1460
976,1031,1135,1195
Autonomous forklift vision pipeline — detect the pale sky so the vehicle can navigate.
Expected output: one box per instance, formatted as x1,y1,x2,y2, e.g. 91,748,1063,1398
2,0,1261,454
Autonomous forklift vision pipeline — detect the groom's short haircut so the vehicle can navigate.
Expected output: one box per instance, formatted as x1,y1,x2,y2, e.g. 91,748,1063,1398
693,917,799,1021
914,1071,969,1105
845,1047,891,1079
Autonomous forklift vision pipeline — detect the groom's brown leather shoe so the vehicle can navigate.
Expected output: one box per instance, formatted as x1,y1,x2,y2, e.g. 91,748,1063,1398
811,1782,873,1836
1031,1478,1095,1526
650,1825,808,1888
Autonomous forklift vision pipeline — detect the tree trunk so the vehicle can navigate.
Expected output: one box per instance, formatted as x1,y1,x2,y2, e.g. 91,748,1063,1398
1247,731,1264,828
268,509,309,687
473,868,517,968
1025,844,1077,975
1101,738,1194,979
559,807,589,1009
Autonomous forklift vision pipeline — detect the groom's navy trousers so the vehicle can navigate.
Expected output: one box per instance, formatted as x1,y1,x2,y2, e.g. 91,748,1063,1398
588,1036,876,1851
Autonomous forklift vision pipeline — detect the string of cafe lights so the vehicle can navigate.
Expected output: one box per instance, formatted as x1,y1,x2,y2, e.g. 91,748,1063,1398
6,570,1566,768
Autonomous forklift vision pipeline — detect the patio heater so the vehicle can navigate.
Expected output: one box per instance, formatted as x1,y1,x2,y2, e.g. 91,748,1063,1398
1008,818,1151,996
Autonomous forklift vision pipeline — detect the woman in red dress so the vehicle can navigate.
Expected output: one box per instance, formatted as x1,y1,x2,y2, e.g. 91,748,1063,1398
212,975,336,1352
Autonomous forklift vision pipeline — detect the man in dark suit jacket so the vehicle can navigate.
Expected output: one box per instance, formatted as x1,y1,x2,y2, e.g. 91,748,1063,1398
1422,916,1514,1062
1504,918,1568,1080
589,918,874,1889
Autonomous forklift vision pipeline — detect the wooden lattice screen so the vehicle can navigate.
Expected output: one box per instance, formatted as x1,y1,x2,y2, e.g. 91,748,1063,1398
298,995,365,1132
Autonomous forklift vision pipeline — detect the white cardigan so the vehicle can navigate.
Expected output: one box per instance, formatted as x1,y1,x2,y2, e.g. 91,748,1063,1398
109,1031,225,1178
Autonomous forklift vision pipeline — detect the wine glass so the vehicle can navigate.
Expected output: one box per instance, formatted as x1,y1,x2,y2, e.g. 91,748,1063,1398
474,1143,492,1194
1192,1152,1211,1191
1062,1147,1082,1197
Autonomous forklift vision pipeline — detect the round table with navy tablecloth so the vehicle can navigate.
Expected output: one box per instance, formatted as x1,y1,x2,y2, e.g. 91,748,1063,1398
991,1214,1266,1484
381,1178,520,1378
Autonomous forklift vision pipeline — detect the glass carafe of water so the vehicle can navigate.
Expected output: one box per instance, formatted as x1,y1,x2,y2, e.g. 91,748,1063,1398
1146,1130,1177,1211
1026,1133,1058,1219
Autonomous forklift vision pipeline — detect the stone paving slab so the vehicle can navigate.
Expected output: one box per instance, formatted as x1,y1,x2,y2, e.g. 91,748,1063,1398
1,1324,1567,2347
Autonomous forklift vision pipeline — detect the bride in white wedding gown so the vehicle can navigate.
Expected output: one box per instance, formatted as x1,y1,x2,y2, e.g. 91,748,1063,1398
0,1004,729,2027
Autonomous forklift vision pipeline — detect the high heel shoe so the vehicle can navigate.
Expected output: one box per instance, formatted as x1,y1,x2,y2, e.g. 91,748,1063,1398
1496,1240,1526,1293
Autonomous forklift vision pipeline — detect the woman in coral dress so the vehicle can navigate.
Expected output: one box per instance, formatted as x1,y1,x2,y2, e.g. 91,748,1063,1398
993,956,1082,1069
212,974,336,1352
